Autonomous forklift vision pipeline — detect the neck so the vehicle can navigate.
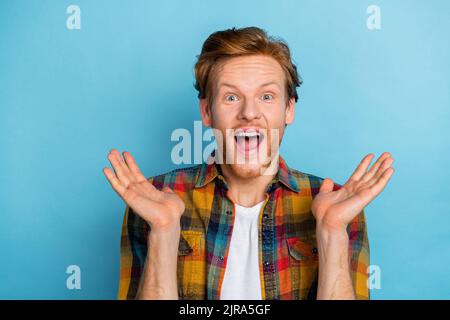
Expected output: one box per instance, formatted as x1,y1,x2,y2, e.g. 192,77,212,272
220,164,275,207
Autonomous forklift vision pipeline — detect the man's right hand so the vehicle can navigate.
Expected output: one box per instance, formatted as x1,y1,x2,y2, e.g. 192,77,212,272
104,149,182,299
103,149,185,232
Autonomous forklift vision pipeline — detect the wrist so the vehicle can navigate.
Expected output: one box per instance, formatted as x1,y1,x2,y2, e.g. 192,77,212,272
316,225,350,259
150,223,181,236
316,225,348,240
148,224,181,249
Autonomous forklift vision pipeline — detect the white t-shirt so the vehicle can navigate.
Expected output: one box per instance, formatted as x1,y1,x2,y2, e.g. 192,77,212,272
219,200,265,300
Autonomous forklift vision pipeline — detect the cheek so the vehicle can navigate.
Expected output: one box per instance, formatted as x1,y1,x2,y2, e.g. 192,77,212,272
210,105,234,128
263,107,287,127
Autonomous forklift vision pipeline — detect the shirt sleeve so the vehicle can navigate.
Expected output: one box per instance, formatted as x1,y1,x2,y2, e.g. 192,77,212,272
117,204,150,300
347,209,371,300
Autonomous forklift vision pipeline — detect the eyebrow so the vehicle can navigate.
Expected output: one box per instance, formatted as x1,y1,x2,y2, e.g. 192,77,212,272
217,81,281,90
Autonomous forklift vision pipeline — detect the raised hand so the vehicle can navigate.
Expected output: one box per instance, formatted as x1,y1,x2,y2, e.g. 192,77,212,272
103,149,185,231
311,152,394,232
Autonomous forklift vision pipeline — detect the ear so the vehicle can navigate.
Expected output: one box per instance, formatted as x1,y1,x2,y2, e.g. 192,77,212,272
285,97,295,125
199,98,212,127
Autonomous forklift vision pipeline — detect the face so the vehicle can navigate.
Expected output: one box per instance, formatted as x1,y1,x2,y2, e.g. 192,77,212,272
200,54,295,179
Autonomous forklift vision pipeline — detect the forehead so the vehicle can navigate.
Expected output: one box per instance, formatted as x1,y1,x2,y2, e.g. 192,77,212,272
213,55,285,90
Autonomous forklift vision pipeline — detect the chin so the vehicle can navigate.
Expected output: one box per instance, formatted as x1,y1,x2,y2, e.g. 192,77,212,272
228,163,266,179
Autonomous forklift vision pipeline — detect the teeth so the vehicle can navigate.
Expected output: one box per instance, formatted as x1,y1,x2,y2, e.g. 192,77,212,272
235,131,261,138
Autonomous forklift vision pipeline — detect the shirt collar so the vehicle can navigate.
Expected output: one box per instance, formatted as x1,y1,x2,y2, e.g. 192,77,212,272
195,150,300,193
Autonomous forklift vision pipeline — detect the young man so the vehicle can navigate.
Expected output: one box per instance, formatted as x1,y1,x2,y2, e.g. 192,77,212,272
103,27,394,300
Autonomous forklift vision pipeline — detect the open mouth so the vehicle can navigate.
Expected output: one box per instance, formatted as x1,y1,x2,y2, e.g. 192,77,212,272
233,128,265,153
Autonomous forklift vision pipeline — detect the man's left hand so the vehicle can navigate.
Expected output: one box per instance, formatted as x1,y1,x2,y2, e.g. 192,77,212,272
312,152,394,233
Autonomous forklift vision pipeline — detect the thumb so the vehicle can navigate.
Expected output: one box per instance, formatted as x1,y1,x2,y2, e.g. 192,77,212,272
319,178,334,194
162,186,175,194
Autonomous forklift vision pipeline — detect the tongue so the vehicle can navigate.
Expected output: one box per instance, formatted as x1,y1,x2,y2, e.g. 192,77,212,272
236,136,259,152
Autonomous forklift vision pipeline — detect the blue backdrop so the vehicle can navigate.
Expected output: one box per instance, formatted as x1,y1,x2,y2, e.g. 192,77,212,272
1,0,449,299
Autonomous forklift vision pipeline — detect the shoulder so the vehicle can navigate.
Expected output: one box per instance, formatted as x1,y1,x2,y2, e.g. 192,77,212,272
146,164,203,190
288,167,343,196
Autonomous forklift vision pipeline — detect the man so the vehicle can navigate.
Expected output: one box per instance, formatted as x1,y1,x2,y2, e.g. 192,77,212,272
103,27,394,300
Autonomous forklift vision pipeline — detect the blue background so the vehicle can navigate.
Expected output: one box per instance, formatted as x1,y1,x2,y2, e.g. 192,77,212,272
1,0,449,299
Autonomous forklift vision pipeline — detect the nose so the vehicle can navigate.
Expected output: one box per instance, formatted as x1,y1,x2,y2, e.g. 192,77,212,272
237,98,261,122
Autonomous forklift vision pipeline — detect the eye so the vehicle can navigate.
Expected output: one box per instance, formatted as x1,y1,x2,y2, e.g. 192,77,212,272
262,93,273,100
225,94,239,102
262,93,274,101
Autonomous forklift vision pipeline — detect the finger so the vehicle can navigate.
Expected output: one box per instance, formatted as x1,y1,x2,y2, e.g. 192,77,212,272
123,151,147,182
108,151,131,187
335,167,395,224
346,153,375,183
319,178,334,194
368,156,394,186
103,167,126,195
111,149,132,176
369,167,395,196
362,152,391,182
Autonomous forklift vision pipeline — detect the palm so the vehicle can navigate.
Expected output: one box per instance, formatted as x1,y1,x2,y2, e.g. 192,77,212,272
103,149,185,230
311,152,394,231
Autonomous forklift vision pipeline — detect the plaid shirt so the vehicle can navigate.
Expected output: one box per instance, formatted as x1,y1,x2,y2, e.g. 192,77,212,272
118,155,370,300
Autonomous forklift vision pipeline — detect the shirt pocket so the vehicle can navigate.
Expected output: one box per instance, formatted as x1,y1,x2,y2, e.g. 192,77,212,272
286,236,318,264
177,230,206,299
285,236,319,299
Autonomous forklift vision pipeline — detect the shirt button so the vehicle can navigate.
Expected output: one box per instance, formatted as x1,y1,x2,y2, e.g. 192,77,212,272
219,255,224,261
226,210,232,215
263,213,269,220
264,261,270,267
312,247,318,254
